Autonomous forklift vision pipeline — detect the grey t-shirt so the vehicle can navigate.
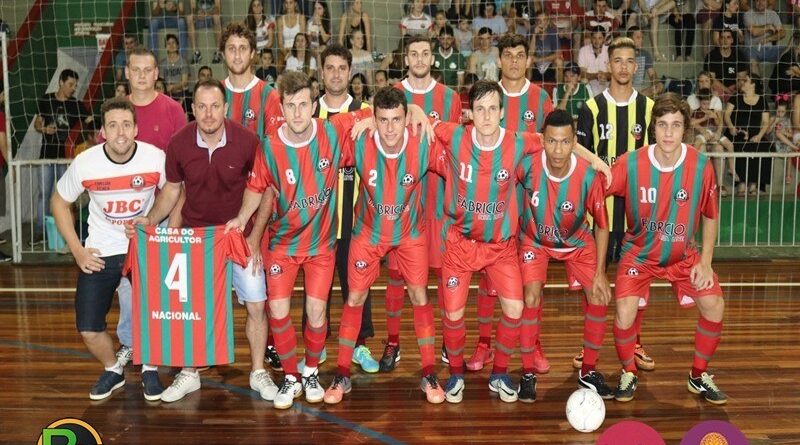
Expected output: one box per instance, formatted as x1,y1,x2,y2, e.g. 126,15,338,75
159,56,189,88
743,9,782,46
633,48,653,90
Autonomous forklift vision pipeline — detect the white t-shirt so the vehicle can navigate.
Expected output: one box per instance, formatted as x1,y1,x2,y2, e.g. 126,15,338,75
284,55,317,73
687,94,723,111
400,13,433,36
578,44,609,94
56,141,166,257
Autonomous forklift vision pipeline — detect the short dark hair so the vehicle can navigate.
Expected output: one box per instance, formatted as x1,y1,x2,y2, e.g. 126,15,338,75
590,26,606,35
220,21,257,54
439,25,455,37
198,65,213,76
468,80,503,109
543,109,575,133
696,88,712,101
404,34,433,52
101,97,136,126
320,43,352,68
477,26,493,36
127,46,157,66
59,69,79,83
627,26,641,34
373,87,407,115
607,36,636,58
374,69,388,80
165,33,179,45
278,71,314,102
652,92,691,128
497,33,528,55
192,78,226,102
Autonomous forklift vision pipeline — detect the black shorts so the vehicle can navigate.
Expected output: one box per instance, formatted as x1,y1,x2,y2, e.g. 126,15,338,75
75,254,126,332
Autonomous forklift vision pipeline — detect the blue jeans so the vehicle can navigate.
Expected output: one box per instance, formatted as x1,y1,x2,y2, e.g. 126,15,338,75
749,44,785,64
149,16,189,59
116,277,132,347
34,163,67,234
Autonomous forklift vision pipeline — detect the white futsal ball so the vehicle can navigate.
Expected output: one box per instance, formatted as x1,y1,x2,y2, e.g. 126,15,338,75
565,388,606,433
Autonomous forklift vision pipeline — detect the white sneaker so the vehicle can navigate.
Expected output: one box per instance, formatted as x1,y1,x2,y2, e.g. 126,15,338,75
273,375,303,409
302,369,324,403
250,369,279,401
161,371,201,403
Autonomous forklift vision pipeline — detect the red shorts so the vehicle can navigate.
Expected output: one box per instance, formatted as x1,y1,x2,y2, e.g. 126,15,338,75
426,218,445,269
349,235,428,292
615,249,723,308
441,227,522,313
519,241,598,292
264,250,335,301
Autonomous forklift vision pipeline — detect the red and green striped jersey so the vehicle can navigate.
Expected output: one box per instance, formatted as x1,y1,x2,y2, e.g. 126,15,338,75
247,110,370,256
607,144,718,267
224,77,283,137
395,78,462,222
349,128,438,245
499,79,555,133
124,225,249,367
432,122,542,243
518,152,608,249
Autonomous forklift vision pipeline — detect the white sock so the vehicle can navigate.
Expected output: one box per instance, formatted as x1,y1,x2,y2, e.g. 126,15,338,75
181,369,199,377
251,369,267,377
105,362,123,375
141,364,158,372
302,366,317,378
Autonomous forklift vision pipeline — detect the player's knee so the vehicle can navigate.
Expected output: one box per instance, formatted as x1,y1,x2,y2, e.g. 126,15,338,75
79,330,102,343
698,295,725,321
614,297,639,328
347,290,369,306
245,301,267,321
523,284,542,308
500,298,523,319
446,307,465,321
305,299,327,327
407,285,427,306
268,300,290,319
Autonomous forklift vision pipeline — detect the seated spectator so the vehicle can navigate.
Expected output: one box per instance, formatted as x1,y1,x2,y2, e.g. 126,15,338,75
446,0,474,21
696,0,722,52
187,0,223,64
430,11,450,39
771,45,800,96
434,26,467,90
114,82,130,98
402,0,434,37
310,76,321,100
628,26,663,96
505,6,530,39
256,50,278,84
529,11,561,83
554,62,593,120
724,73,771,195
277,0,306,64
768,97,799,184
577,27,609,93
350,72,371,103
472,1,507,41
247,0,276,53
642,0,683,62
284,33,318,78
543,0,584,57
688,70,724,111
667,1,695,61
704,28,750,96
712,0,745,47
584,0,620,42
374,69,389,90
149,0,189,60
454,18,474,57
307,0,332,56
460,72,480,118
155,77,167,94
743,0,786,74
468,27,500,80
348,30,374,83
338,0,372,52
380,37,409,84
606,0,638,30
159,34,190,106
115,34,138,82
691,88,735,195
197,64,213,81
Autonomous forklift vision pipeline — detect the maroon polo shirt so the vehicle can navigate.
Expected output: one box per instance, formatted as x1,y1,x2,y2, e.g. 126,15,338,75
165,119,260,233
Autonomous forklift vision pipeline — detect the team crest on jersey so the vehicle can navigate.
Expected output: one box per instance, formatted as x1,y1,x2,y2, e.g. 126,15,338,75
401,173,416,187
130,175,145,189
631,123,643,141
428,111,441,120
522,251,535,263
560,200,575,213
317,158,331,172
675,188,688,202
627,267,639,277
495,169,510,183
523,110,535,125
446,276,460,289
354,260,368,270
244,108,256,121
269,264,283,276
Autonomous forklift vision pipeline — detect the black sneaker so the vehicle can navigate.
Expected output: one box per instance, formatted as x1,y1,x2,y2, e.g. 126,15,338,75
688,372,728,405
579,370,614,400
379,343,400,372
518,373,537,403
191,51,202,64
614,371,638,402
142,370,164,401
266,345,283,371
89,371,125,400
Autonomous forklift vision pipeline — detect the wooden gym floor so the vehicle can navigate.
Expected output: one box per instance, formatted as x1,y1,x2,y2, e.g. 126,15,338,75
1,261,798,444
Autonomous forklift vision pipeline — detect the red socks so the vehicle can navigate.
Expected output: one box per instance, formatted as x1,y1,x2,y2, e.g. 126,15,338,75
476,275,496,346
413,303,436,377
270,314,299,379
442,316,466,375
385,269,405,345
614,322,638,374
692,316,723,378
519,306,540,375
335,303,363,377
633,307,645,345
304,320,327,369
492,314,521,375
581,304,608,375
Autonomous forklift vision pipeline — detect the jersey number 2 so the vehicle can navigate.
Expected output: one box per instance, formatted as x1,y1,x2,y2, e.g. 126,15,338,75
164,253,188,303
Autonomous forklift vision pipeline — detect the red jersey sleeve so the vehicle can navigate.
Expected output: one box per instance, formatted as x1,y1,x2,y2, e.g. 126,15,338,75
331,108,373,167
522,132,544,156
246,146,273,193
449,95,463,124
606,154,629,197
225,230,251,267
433,121,459,146
587,173,609,230
426,138,447,176
264,89,284,135
699,157,719,220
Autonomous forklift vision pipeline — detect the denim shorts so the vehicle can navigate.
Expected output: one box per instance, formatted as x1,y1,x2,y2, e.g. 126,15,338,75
233,257,268,305
75,254,126,332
